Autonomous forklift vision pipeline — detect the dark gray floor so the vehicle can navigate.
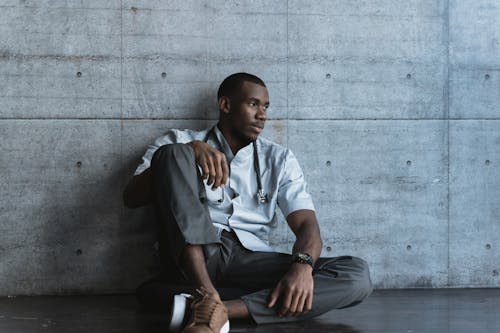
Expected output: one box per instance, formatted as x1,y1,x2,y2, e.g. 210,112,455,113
0,289,499,333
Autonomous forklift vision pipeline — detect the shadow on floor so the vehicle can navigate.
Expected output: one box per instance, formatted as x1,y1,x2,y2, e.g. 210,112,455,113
136,312,361,333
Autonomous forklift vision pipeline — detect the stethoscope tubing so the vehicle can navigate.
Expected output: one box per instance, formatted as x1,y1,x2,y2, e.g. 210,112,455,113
204,126,268,204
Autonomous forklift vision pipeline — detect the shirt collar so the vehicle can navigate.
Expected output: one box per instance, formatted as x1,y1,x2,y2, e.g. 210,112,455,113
213,124,254,164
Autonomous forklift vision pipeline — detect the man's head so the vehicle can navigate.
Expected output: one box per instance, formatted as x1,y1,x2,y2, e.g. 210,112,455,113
217,73,269,145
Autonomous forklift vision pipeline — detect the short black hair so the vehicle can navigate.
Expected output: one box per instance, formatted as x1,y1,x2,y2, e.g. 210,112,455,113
217,72,266,101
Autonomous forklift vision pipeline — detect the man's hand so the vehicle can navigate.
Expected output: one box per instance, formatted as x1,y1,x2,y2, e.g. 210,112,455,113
267,263,314,317
187,140,228,190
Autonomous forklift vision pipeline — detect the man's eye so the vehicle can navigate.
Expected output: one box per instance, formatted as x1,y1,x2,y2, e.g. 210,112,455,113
249,102,257,107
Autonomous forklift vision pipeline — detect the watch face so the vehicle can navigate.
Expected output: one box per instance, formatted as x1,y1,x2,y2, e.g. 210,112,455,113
294,252,313,265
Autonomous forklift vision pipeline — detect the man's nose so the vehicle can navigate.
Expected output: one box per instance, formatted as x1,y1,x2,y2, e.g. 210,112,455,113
256,107,266,120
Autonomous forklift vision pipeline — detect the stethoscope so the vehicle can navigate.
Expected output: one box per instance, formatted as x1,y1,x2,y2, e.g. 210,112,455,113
204,126,268,205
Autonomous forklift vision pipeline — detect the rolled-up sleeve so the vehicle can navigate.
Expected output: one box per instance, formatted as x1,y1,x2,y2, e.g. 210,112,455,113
277,150,315,217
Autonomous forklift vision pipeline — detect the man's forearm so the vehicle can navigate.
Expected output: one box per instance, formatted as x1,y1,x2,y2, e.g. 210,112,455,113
292,221,323,263
123,168,153,208
269,210,321,315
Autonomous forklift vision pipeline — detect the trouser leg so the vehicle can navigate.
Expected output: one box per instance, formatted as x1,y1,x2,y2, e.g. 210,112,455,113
150,144,220,268
241,256,373,324
213,234,372,324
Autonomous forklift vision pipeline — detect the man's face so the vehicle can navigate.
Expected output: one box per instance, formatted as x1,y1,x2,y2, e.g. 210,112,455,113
227,81,269,143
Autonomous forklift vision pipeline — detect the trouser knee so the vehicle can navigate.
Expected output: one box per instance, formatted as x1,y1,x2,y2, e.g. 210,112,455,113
349,257,373,300
151,143,195,173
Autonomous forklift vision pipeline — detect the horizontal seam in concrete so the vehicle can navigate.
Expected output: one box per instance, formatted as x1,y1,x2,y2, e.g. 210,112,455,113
0,6,122,10
0,96,122,100
1,118,499,121
288,13,443,18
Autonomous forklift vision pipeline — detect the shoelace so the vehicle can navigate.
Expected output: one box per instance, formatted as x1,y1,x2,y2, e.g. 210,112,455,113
190,289,222,327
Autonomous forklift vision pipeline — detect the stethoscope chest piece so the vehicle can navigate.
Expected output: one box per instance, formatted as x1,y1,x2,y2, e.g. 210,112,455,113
256,189,268,205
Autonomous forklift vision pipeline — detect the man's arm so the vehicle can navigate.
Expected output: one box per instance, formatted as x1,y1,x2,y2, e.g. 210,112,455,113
123,168,153,208
267,209,322,317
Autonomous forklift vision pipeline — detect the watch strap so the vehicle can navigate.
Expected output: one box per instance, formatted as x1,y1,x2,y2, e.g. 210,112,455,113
292,252,314,268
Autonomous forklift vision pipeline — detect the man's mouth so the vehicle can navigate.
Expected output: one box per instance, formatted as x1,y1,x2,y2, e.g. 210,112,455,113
250,124,264,133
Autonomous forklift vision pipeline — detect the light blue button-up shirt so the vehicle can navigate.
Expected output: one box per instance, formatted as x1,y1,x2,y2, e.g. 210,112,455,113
134,125,315,252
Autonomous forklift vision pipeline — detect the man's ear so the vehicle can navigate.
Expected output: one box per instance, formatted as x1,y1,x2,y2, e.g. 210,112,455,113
218,96,231,114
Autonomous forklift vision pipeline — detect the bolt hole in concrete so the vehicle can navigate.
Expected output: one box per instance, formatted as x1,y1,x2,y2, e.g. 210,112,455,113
76,161,82,168
485,159,490,165
76,72,82,77
493,270,499,277
406,245,412,251
325,73,331,79
406,160,412,166
326,246,332,252
75,249,83,256
162,72,166,78
406,73,411,79
485,73,490,80
326,161,331,167
486,244,491,250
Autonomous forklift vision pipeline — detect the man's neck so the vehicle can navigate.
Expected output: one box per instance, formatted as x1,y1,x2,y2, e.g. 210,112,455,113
217,123,249,156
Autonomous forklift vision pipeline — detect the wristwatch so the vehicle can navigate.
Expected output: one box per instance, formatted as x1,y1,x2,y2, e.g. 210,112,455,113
292,252,314,268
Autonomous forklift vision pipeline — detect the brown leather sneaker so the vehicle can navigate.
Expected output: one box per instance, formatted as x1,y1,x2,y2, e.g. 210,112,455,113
181,288,229,333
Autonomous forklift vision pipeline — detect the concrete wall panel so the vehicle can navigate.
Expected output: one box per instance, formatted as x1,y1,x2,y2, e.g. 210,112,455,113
0,120,135,294
287,120,449,288
449,121,500,287
287,1,446,120
0,59,121,118
0,6,120,56
450,68,500,119
288,62,446,119
450,0,500,66
288,13,445,61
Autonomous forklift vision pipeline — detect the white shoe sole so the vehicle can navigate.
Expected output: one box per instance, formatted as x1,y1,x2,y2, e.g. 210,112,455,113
220,320,230,333
168,294,190,333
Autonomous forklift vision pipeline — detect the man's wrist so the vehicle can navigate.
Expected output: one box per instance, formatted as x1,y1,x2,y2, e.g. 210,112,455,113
291,261,313,271
292,252,314,269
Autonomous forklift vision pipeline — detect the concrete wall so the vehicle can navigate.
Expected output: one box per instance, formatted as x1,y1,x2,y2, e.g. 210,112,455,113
0,0,498,294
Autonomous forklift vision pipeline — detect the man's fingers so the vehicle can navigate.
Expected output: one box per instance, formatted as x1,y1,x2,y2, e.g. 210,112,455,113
204,155,216,185
287,290,301,316
279,289,293,316
267,286,280,308
305,291,313,312
199,158,210,180
212,154,224,189
192,143,229,189
220,155,229,185
294,292,307,316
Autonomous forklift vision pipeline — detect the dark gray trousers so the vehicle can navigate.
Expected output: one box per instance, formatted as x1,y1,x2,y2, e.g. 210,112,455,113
147,143,373,324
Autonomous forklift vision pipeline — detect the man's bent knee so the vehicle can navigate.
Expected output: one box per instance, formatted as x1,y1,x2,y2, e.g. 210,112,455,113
351,257,373,299
151,143,195,170
324,256,373,306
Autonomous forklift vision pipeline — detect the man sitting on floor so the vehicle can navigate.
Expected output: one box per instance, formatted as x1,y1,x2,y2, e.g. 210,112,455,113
123,72,373,333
